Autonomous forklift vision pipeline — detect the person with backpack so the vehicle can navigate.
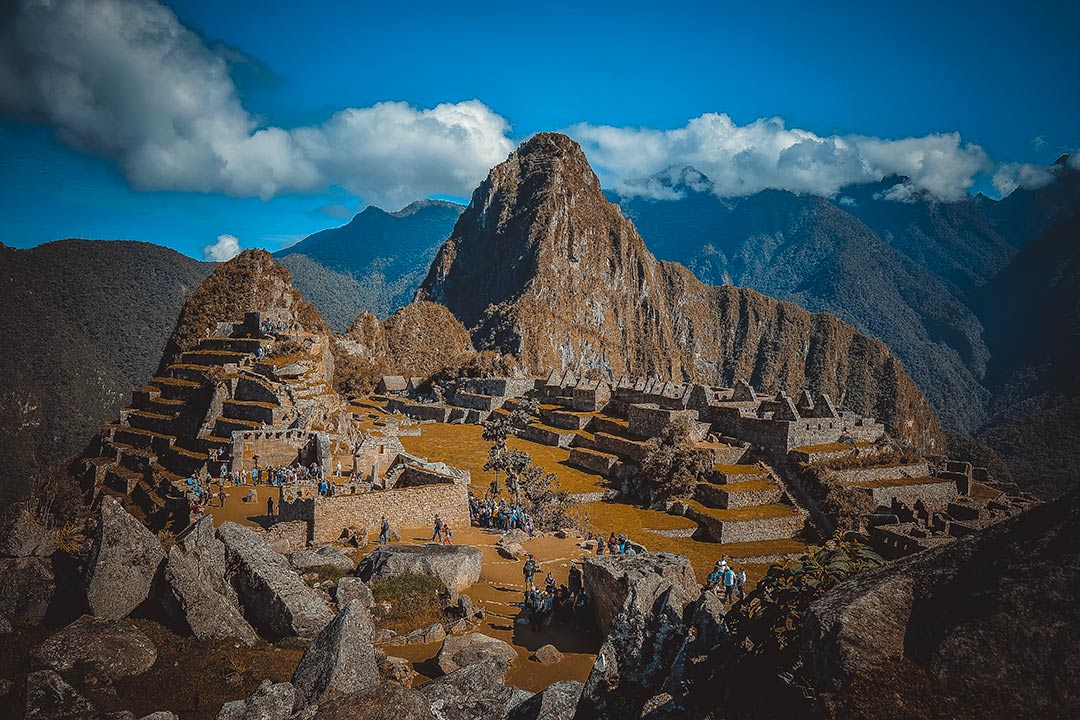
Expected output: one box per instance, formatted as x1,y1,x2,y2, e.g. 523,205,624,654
523,555,538,588
432,514,443,543
706,567,722,592
722,564,736,604
442,523,453,545
735,567,747,601
379,515,390,545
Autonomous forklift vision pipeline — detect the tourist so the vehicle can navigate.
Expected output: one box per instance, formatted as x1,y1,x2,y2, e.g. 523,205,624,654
523,554,538,588
544,571,556,595
379,516,390,545
705,566,722,592
432,514,443,543
442,523,453,545
336,460,342,477
266,496,275,521
218,488,226,508
596,538,605,556
568,564,583,598
735,567,747,601
722,564,736,604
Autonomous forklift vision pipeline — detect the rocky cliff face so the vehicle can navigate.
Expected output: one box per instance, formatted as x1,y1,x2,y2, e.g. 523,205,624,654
418,133,942,450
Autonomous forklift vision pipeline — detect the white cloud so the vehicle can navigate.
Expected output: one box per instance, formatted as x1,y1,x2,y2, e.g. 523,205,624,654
992,162,1058,197
0,0,514,208
203,234,241,262
567,113,992,202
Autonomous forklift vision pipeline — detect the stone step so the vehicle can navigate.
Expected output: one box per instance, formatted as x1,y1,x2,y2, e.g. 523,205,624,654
695,442,749,466
108,425,175,454
123,409,178,435
588,415,639,438
160,445,208,478
590,431,651,462
165,364,215,385
198,337,268,354
708,464,770,485
694,479,783,509
677,499,806,544
105,464,143,495
222,399,279,425
213,416,262,437
131,385,161,407
539,408,593,430
179,349,250,367
567,447,618,475
848,476,957,512
829,462,932,486
518,422,577,448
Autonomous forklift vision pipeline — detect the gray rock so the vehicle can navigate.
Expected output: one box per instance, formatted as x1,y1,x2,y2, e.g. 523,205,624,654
164,541,258,645
84,496,165,620
216,522,334,639
534,644,563,665
0,507,58,558
435,632,517,675
288,546,355,574
24,669,95,720
30,615,156,681
0,611,13,634
310,684,434,720
496,530,528,547
357,545,482,592
334,576,374,609
0,556,55,622
576,574,694,719
582,552,697,635
400,622,446,645
457,594,483,620
418,657,527,720
508,680,582,720
217,680,294,720
377,654,417,687
497,543,524,561
292,600,379,707
137,714,178,720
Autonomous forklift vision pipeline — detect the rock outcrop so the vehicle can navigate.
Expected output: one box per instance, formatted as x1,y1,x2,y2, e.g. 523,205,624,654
357,545,482,592
0,556,54,623
334,576,375,609
217,679,295,720
418,656,519,720
582,552,698,635
291,600,379,708
23,669,95,720
802,488,1080,719
575,573,696,719
417,133,942,451
84,496,165,620
509,680,582,720
30,615,157,681
434,632,518,675
164,517,257,645
288,546,355,575
216,522,334,639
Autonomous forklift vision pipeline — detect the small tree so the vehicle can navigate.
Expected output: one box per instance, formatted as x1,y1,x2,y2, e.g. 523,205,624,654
640,415,711,503
484,447,531,505
519,463,576,530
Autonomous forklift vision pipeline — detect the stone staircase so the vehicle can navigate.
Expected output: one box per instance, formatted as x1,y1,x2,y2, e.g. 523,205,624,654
77,324,287,525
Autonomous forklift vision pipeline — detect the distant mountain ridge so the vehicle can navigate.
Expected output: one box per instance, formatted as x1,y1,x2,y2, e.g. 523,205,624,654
275,199,463,330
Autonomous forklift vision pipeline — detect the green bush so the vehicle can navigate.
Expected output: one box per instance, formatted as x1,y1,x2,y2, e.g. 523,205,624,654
370,573,446,631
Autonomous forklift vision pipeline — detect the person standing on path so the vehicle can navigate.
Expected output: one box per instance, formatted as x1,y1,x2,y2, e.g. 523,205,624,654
266,496,275,522
379,516,390,545
432,514,443,543
523,554,538,589
722,564,736,604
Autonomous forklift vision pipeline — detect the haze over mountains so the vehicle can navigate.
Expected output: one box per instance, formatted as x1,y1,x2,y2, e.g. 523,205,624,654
2,141,1077,501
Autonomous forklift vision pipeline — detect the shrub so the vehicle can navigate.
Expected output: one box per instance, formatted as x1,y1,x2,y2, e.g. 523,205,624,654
639,415,712,503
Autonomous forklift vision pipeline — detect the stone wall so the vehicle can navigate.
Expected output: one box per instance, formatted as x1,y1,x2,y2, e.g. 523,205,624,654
627,403,699,438
279,482,470,544
855,479,957,511
385,398,452,423
828,462,931,486
462,377,536,397
231,429,328,471
355,435,405,479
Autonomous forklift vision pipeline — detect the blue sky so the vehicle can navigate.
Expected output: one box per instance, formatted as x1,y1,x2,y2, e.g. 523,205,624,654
2,0,1078,259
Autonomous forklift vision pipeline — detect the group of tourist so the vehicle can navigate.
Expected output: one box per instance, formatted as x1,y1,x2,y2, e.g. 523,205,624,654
184,474,225,516
469,493,535,535
520,555,589,631
594,531,638,556
705,558,747,604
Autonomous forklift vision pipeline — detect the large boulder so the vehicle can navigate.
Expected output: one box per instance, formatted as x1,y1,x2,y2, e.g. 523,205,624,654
582,552,697,635
163,539,258,647
0,556,55,623
216,522,334,639
30,615,156,681
23,670,95,720
575,574,695,719
508,680,582,720
334,576,375,609
802,490,1080,718
418,658,529,720
357,545,482,592
534,644,563,665
435,632,518,675
217,679,295,720
288,546,355,575
84,496,165,620
376,653,418,687
310,684,434,720
291,600,379,708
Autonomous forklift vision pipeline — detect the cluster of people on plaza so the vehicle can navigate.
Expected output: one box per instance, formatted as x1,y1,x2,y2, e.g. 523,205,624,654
705,558,747,604
593,530,639,556
184,474,225,516
520,555,589,632
469,492,535,535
